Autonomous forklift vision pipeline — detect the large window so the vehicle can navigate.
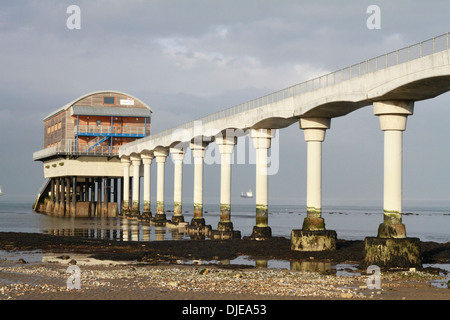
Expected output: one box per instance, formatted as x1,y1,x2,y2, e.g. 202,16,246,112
103,96,115,104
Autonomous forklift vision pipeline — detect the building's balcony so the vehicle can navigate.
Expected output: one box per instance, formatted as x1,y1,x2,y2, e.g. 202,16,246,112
33,139,120,161
74,125,148,138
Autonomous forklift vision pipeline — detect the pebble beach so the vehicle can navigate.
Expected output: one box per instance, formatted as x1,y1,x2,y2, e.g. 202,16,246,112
0,232,449,301
0,258,449,301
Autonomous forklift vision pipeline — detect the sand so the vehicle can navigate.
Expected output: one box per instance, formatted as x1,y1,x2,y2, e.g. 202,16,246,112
0,232,449,303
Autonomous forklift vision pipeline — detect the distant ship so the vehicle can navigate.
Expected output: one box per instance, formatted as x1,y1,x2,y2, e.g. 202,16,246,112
240,189,253,198
0,186,3,196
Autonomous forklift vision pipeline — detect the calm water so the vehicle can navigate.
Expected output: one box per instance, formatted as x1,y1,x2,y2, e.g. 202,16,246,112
0,194,449,243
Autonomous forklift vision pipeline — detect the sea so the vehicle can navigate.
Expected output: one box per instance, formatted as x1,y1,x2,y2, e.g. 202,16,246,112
0,194,448,243
0,194,449,283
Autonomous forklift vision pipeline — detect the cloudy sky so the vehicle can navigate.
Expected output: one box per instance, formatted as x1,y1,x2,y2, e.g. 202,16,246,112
0,0,449,209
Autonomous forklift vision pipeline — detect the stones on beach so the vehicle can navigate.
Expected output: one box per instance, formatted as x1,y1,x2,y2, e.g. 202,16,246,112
167,281,180,287
69,259,77,265
199,268,209,275
340,292,353,299
0,258,448,299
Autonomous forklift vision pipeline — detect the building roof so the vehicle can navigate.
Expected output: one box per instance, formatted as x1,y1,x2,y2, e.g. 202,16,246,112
71,106,152,118
43,90,153,121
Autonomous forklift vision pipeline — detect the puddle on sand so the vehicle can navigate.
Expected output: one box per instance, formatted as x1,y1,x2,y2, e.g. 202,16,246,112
0,250,44,264
174,255,361,277
1,250,448,289
423,263,450,288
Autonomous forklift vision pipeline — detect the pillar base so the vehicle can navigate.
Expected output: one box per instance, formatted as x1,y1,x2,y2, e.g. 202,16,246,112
250,226,272,240
152,213,167,225
130,210,140,218
377,223,407,238
141,211,152,221
302,217,326,231
217,221,233,232
190,218,206,227
211,230,241,240
76,202,91,218
171,215,185,224
70,203,77,217
290,230,337,251
45,200,54,215
362,237,422,269
121,208,130,216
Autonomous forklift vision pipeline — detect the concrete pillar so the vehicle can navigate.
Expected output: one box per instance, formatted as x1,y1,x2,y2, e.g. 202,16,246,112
113,178,118,203
170,147,185,224
54,178,60,215
141,152,153,219
121,156,131,215
106,178,111,202
154,148,169,223
373,100,414,238
190,140,208,227
131,154,141,217
291,118,337,252
96,177,101,216
60,177,65,216
362,101,421,269
250,129,273,239
65,177,70,215
50,178,55,202
103,177,109,217
216,135,236,232
300,117,330,230
71,176,77,216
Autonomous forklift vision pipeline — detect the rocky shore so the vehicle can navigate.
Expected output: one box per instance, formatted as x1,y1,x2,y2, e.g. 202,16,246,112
0,232,449,301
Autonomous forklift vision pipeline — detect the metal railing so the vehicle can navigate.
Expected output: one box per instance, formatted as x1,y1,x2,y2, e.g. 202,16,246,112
75,125,147,137
33,139,120,160
140,32,449,143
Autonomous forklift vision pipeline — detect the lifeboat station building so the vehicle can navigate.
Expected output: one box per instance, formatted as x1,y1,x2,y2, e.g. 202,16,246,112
33,91,152,217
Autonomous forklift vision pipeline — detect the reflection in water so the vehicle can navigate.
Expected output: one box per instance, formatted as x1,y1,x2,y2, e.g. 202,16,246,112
290,261,335,274
42,217,193,242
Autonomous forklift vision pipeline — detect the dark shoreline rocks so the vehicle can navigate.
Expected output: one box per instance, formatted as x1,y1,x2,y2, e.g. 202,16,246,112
0,232,448,270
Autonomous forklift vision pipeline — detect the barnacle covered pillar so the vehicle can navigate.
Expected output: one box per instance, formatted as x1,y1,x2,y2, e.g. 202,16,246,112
141,152,153,219
211,134,241,240
190,140,208,227
170,147,185,224
121,156,131,216
153,148,169,223
291,118,336,251
362,101,421,269
130,154,141,217
250,129,273,240
373,101,415,238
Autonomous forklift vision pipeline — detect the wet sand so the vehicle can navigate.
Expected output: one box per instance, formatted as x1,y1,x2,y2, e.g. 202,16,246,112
0,232,449,302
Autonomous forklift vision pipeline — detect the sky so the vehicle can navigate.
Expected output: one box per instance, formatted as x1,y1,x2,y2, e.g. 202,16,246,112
0,0,449,209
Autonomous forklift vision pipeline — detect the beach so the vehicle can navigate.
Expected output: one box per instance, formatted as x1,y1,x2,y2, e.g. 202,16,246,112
0,199,449,302
0,232,449,301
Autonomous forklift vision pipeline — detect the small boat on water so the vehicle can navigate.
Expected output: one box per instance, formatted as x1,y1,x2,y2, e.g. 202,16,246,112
240,189,253,198
0,186,3,196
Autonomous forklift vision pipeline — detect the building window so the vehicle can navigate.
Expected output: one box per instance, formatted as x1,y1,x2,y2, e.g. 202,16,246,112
97,120,101,126
103,97,115,105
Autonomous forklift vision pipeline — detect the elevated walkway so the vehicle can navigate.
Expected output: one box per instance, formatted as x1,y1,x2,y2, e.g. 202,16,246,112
119,32,450,157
